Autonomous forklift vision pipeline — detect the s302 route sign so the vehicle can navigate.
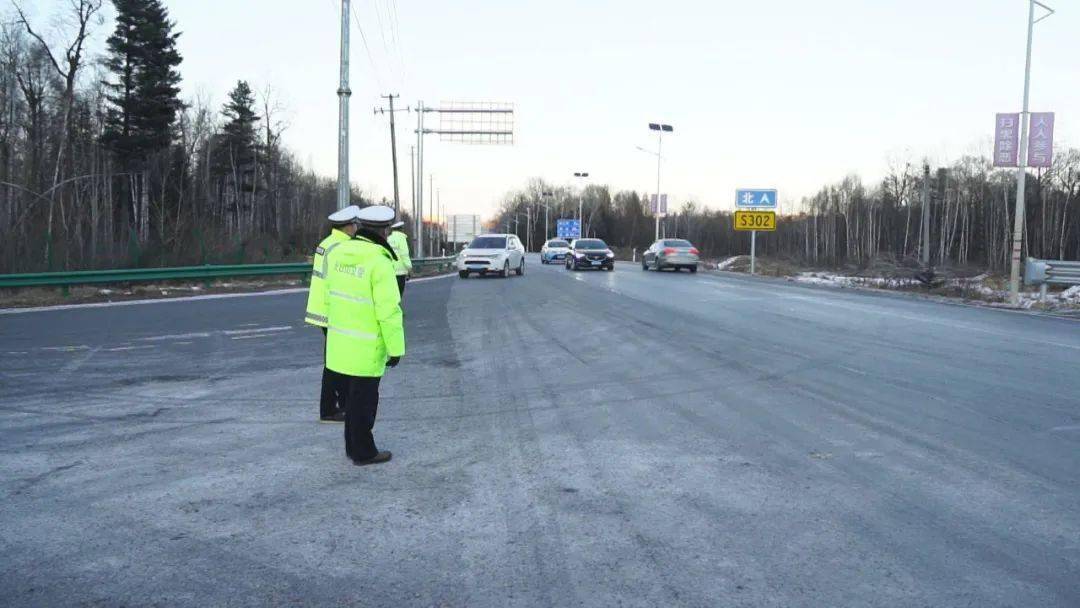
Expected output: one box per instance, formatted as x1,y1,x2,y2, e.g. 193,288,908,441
734,210,776,231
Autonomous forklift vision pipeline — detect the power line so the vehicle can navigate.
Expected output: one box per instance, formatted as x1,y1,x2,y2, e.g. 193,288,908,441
351,3,386,89
367,0,388,51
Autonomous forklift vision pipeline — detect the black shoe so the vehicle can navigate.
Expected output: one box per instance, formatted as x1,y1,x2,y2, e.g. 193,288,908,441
353,451,392,466
319,411,346,423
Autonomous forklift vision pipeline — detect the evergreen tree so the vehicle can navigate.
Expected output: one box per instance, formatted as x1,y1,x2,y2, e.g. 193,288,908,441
221,80,260,157
102,0,183,161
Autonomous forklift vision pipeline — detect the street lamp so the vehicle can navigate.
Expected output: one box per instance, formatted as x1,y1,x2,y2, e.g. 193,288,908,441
540,191,554,241
648,123,673,241
1008,0,1055,306
573,172,589,239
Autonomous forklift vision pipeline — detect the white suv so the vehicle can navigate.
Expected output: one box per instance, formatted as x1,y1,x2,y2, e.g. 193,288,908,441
457,234,526,278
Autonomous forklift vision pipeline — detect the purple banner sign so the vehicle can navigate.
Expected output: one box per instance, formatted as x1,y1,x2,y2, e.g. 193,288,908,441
993,113,1020,167
649,194,668,215
1027,112,1055,168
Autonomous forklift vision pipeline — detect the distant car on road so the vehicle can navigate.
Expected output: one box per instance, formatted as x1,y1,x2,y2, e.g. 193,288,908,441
457,234,525,278
540,239,570,264
642,239,700,272
565,238,614,271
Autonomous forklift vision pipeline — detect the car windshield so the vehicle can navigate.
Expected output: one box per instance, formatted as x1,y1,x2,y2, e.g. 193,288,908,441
575,239,607,250
469,236,506,249
546,240,569,248
663,240,692,248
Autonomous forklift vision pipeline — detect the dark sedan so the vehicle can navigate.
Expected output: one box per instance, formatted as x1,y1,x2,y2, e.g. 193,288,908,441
565,238,615,271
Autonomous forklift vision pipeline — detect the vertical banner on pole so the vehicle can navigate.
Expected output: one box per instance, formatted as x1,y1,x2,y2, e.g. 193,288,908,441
993,113,1021,167
1027,112,1055,168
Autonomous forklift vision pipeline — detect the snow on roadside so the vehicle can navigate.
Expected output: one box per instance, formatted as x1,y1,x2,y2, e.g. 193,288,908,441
791,272,1080,310
716,255,746,270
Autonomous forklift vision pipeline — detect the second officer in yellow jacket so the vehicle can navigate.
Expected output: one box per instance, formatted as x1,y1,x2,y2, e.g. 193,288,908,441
387,221,412,296
323,205,404,466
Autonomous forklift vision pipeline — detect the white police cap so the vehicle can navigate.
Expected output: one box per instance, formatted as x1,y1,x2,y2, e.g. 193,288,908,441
356,205,396,228
327,205,362,225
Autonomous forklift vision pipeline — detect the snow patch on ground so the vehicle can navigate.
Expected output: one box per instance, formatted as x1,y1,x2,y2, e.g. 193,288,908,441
792,272,1080,310
717,255,746,270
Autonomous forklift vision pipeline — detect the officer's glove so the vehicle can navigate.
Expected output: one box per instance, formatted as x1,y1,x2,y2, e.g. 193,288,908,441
387,356,401,368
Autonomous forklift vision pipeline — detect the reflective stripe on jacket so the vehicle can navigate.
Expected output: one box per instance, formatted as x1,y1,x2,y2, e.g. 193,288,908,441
387,230,413,276
304,229,352,327
324,237,405,377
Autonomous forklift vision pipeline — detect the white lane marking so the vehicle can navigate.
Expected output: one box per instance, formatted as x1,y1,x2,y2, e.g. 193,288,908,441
0,288,309,315
231,334,276,340
139,332,212,342
0,272,456,316
41,345,91,352
103,345,155,352
60,346,100,373
5,351,29,355
409,272,456,284
1050,425,1080,433
223,326,292,336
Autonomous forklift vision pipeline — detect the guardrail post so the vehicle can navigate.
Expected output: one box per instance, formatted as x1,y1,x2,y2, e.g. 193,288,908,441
1039,283,1048,301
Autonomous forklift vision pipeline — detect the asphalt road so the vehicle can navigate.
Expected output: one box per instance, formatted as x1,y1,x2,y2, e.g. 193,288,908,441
2,255,1079,607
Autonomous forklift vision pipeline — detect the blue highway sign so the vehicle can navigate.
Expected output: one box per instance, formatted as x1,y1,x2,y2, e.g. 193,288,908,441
736,189,778,209
557,219,581,239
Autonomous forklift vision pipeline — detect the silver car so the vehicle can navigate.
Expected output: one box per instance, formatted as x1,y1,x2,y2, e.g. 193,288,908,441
642,239,700,272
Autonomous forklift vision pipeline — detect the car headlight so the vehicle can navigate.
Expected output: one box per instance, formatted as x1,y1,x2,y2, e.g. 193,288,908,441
605,251,614,258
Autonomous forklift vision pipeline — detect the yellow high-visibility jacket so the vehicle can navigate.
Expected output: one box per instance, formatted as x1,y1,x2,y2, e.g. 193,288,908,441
324,236,405,377
304,228,352,327
387,230,413,276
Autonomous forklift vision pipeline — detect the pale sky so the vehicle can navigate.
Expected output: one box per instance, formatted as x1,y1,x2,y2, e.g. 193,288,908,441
28,0,1080,218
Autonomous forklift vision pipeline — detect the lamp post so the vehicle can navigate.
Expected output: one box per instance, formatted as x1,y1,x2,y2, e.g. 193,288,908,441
1008,0,1055,306
648,123,673,241
573,172,588,238
541,191,554,241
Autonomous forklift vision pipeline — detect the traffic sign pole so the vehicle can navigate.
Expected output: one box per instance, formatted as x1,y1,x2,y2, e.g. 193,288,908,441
750,231,756,275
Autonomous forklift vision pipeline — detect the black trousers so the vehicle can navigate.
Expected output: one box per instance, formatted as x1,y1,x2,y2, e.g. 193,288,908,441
396,275,406,297
338,373,382,462
319,328,341,418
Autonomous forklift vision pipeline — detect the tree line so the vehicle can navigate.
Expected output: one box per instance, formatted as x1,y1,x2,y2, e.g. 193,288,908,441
494,150,1080,271
1,0,378,274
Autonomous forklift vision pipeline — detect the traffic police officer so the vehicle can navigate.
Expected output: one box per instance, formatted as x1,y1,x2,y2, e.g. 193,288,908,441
323,205,403,466
305,205,362,422
387,221,413,295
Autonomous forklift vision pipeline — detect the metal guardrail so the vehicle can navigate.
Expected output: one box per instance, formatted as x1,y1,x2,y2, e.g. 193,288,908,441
0,257,457,290
1025,257,1080,297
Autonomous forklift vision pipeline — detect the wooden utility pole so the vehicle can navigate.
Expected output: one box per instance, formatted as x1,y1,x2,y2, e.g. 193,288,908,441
374,94,406,214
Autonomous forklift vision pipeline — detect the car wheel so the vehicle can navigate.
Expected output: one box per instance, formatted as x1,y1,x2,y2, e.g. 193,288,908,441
500,261,509,278
458,270,468,279
689,266,698,273
516,260,524,276
642,258,648,271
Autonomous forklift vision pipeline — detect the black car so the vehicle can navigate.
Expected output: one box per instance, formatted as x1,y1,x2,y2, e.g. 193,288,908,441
565,238,615,271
